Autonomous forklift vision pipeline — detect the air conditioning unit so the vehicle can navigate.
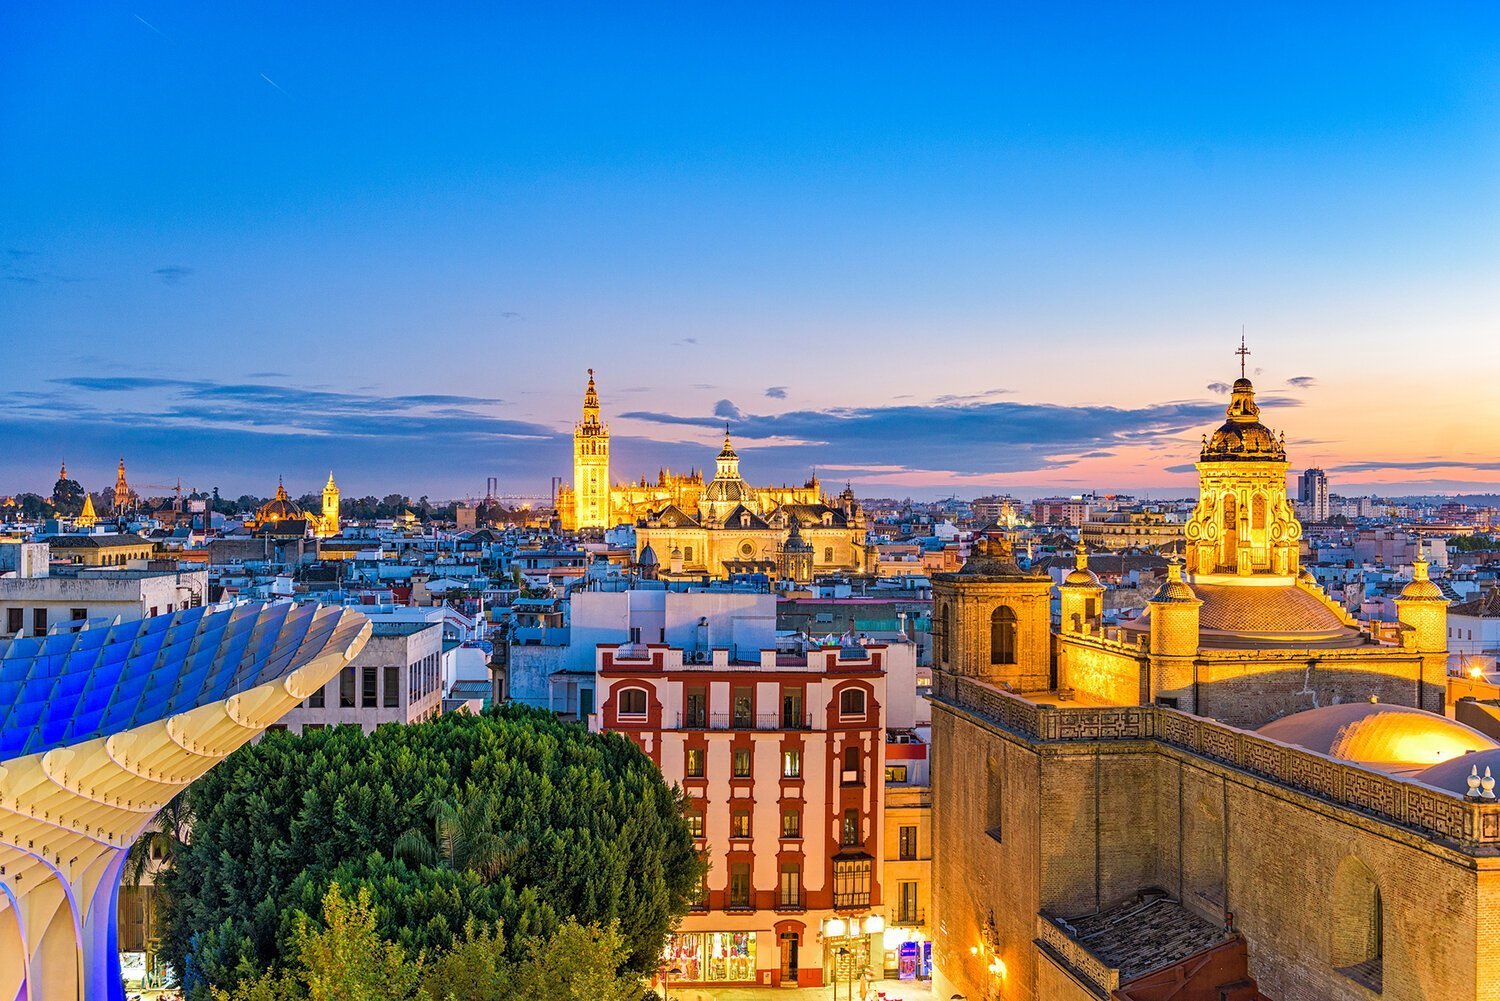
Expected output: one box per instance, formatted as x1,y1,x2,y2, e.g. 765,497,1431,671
691,650,709,664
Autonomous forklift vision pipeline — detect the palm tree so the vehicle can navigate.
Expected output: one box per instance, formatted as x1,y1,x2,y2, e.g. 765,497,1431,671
393,788,506,880
122,791,192,986
124,791,192,889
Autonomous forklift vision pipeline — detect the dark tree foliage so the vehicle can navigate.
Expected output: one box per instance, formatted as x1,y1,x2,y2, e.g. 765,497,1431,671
52,477,84,514
161,706,701,993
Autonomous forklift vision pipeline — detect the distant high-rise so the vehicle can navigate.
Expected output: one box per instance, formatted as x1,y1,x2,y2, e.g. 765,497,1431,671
1298,467,1329,522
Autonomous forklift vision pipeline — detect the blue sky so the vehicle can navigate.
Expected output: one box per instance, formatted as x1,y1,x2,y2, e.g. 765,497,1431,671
3,3,1498,501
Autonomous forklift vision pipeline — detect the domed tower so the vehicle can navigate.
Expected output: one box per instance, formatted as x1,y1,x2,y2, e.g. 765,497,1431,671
931,535,1053,691
1146,560,1204,711
572,369,612,529
1395,557,1449,713
1183,343,1302,578
699,431,750,524
1058,543,1105,634
779,515,814,583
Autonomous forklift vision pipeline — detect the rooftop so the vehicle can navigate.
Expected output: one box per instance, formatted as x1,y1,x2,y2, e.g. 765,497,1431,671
1054,892,1231,984
370,620,440,637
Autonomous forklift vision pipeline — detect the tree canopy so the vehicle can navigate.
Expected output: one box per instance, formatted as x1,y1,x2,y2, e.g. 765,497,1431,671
162,706,701,995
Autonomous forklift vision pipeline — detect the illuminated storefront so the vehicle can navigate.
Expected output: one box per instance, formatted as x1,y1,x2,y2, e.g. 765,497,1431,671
666,931,758,983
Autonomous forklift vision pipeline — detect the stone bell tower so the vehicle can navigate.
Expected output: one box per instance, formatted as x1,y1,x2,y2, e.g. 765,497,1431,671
931,535,1053,691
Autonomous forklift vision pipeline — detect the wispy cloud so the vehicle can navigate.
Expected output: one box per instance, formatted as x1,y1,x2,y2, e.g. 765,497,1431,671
620,397,1229,477
1206,382,1231,395
152,265,194,285
1286,375,1317,389
1334,459,1500,474
765,386,788,400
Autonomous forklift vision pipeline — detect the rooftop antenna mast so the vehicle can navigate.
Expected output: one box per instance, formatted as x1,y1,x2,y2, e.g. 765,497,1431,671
1236,328,1250,379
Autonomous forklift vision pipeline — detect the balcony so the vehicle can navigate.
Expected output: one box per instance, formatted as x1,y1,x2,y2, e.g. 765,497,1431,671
676,711,813,731
725,898,756,913
775,891,806,913
894,907,925,926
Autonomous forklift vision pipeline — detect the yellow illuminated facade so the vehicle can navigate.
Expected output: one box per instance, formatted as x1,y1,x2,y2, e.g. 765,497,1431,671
76,493,98,529
564,369,612,530
556,371,823,531
246,475,341,537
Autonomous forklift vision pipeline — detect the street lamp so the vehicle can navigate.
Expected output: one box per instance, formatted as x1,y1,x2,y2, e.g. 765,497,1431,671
661,963,682,1001
833,946,850,1001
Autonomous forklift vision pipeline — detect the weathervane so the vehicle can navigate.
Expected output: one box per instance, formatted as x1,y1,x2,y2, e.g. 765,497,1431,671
1235,329,1250,379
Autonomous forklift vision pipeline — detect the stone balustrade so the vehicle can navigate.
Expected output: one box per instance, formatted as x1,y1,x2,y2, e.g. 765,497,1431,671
934,671,1500,849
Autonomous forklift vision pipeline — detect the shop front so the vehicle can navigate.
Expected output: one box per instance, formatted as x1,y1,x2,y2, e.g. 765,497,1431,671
881,926,933,981
665,930,758,984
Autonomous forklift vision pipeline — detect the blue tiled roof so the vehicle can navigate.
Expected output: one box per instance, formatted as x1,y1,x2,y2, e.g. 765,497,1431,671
0,602,335,758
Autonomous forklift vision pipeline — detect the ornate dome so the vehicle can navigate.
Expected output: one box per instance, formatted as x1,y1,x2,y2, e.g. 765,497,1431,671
1259,703,1497,772
1201,378,1286,462
1398,559,1446,602
1148,561,1198,603
1061,544,1103,589
256,479,304,523
638,542,659,566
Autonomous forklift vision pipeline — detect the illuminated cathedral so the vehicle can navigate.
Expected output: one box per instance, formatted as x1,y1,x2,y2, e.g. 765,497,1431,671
554,371,867,576
930,351,1475,1001
246,473,341,538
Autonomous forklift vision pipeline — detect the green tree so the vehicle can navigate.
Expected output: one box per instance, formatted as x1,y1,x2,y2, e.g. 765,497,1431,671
162,707,701,994
213,884,422,1001
508,920,645,1001
51,477,84,515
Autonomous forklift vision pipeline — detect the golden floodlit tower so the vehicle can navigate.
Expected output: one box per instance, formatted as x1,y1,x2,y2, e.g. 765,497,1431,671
1182,339,1302,577
317,471,341,537
572,369,611,529
112,456,135,513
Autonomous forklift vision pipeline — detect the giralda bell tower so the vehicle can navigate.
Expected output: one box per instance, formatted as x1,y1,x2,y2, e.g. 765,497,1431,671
572,369,611,529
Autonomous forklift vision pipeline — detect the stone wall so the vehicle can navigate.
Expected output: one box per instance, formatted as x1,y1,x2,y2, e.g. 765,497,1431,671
932,674,1500,1001
1192,651,1431,728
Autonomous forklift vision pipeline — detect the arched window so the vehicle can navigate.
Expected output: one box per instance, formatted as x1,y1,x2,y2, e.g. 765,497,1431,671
1252,493,1267,530
617,687,648,717
839,688,867,720
1332,857,1383,990
990,606,1017,665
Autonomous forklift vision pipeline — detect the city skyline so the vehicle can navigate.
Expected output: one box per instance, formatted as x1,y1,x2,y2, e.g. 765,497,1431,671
4,4,1499,499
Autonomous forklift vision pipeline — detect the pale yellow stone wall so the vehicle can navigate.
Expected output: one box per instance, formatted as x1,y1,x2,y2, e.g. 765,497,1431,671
933,693,1498,1001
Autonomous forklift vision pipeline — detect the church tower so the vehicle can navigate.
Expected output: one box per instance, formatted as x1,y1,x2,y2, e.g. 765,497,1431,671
931,536,1053,691
112,458,135,513
572,369,611,529
318,472,341,538
1183,341,1303,577
1395,557,1450,713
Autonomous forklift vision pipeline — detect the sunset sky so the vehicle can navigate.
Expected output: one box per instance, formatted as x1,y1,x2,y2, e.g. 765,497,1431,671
3,3,1498,501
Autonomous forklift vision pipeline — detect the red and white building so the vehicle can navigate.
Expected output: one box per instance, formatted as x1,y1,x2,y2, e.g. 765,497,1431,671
597,638,919,989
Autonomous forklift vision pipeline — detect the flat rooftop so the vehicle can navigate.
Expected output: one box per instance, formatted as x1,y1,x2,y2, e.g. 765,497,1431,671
370,620,440,637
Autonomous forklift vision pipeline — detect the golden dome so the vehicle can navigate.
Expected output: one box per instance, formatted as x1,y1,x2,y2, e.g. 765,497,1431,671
1148,561,1198,603
1201,378,1286,462
256,479,304,523
1259,703,1497,773
1398,559,1446,602
1061,544,1103,589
